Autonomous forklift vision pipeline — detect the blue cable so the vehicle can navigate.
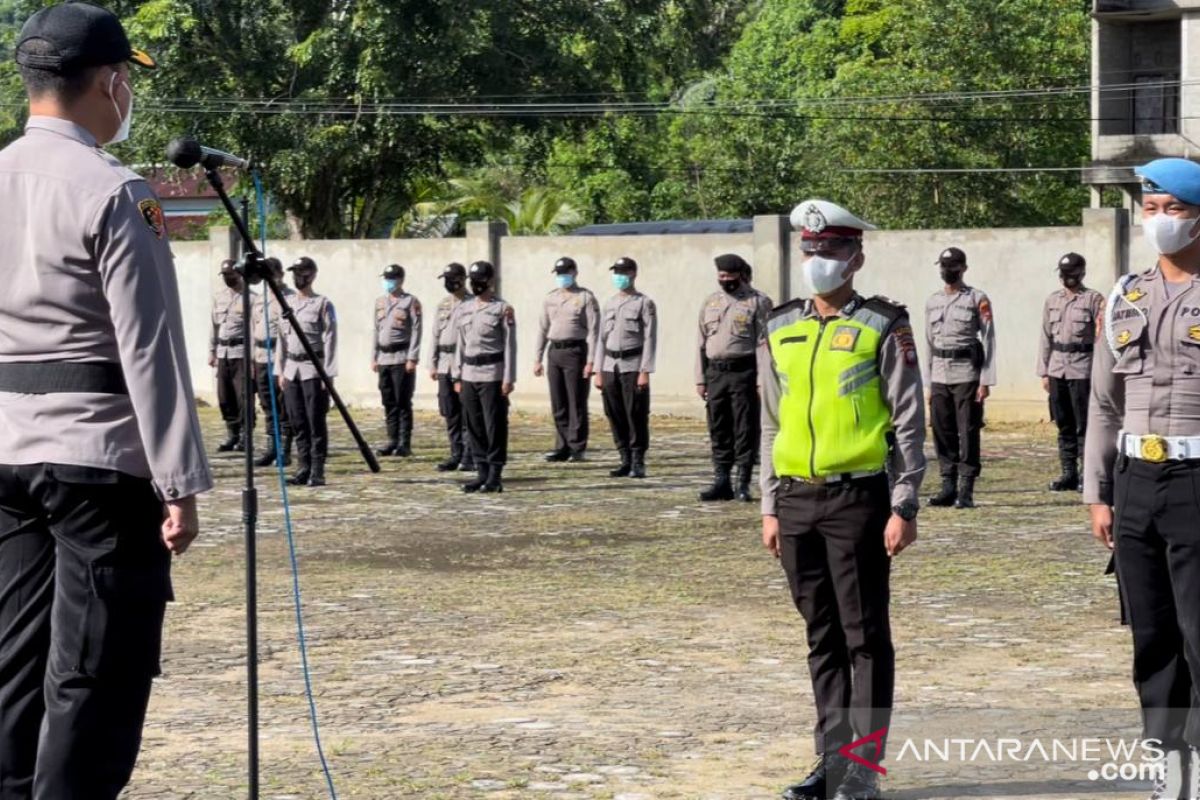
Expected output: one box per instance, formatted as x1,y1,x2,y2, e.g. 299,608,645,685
253,171,339,800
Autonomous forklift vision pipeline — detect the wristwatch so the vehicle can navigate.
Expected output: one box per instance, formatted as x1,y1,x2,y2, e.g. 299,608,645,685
891,502,919,521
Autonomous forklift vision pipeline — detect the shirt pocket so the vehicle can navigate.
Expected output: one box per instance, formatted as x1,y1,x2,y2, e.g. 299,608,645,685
621,307,643,333
603,309,617,335
1068,308,1093,338
1179,327,1200,375
702,306,722,336
1112,318,1147,375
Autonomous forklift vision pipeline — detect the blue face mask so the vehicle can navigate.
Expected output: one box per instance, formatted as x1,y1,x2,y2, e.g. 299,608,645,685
556,274,575,289
612,273,632,291
382,279,399,293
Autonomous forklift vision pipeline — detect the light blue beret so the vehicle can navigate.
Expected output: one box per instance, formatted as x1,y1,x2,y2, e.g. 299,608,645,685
1136,158,1200,206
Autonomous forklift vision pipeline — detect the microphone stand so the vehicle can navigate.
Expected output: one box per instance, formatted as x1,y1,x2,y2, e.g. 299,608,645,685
207,167,380,800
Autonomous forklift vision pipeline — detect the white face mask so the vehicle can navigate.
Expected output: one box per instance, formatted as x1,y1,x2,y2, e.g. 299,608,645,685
803,254,854,296
105,71,133,146
1144,211,1200,255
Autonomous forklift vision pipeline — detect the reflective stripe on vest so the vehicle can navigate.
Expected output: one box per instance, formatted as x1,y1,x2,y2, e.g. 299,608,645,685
767,304,893,479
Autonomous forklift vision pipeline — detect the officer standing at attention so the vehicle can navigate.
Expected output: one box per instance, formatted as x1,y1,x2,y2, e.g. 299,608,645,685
0,4,210,796
452,261,516,493
924,247,996,509
251,256,293,467
696,253,773,502
371,264,422,457
429,263,473,472
282,257,337,487
1087,158,1200,795
763,200,925,800
595,257,657,479
210,258,251,452
1038,252,1104,492
534,256,600,463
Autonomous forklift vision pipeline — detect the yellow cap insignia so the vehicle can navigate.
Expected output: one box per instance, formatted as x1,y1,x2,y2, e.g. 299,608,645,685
1125,289,1146,303
1116,330,1132,346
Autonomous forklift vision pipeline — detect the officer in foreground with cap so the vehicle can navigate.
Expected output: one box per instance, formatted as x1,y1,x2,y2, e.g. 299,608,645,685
594,257,658,478
696,253,773,502
251,256,293,467
281,257,338,487
452,261,516,493
1038,253,1103,492
0,4,210,796
371,264,422,457
763,200,925,800
429,263,474,472
923,247,996,509
210,259,252,452
1087,157,1200,796
534,257,600,463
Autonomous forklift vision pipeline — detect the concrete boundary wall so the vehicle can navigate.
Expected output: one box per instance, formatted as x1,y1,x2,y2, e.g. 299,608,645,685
173,209,1131,422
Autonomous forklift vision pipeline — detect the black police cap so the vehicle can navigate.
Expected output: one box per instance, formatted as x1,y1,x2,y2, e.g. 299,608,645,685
439,262,467,280
552,257,577,274
15,2,156,74
610,256,638,273
936,247,966,267
714,253,750,274
1057,252,1086,272
382,264,405,280
287,256,317,272
469,261,495,280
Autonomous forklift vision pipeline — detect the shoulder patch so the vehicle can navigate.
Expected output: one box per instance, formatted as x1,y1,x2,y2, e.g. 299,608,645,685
412,299,422,313
504,306,515,323
978,297,993,323
138,198,165,239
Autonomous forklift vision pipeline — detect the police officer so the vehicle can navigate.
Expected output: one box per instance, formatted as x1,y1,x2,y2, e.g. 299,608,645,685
251,256,293,467
372,264,422,457
452,261,516,493
1087,158,1200,795
282,257,337,487
696,253,773,502
0,5,210,796
534,256,600,462
1038,253,1103,492
763,200,925,800
210,258,252,451
924,247,996,509
429,263,474,472
594,257,657,479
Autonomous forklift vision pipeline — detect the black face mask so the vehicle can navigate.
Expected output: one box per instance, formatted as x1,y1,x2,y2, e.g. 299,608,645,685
1061,273,1083,289
469,279,490,296
222,274,240,290
444,278,464,294
940,267,963,285
293,273,314,290
720,278,742,295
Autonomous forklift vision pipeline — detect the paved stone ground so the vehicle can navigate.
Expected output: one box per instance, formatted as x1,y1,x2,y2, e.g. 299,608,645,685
125,408,1141,799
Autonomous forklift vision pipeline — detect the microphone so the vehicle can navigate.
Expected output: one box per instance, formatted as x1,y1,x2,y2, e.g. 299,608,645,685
166,135,251,170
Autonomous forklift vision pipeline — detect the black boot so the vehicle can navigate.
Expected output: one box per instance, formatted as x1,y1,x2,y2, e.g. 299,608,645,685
436,456,460,472
832,761,881,800
735,464,754,503
782,754,847,800
928,473,957,507
1049,457,1079,491
217,424,240,452
630,451,647,479
254,433,277,467
462,464,489,493
307,459,326,487
288,458,311,486
544,448,570,462
481,464,504,493
281,435,293,468
609,450,631,478
396,428,412,458
698,465,734,502
955,475,976,509
376,441,398,457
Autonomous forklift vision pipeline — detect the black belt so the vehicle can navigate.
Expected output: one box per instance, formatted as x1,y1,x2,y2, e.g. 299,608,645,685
0,361,127,395
437,344,456,354
1051,342,1094,353
378,342,410,354
289,352,324,363
933,347,973,359
550,339,587,350
707,355,756,372
606,346,643,360
463,352,504,366
254,338,268,348
218,337,244,347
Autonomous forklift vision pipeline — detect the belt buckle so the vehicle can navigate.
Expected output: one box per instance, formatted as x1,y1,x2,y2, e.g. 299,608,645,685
1140,434,1168,463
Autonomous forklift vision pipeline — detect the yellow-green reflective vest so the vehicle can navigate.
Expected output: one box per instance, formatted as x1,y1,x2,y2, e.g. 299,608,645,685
767,299,897,479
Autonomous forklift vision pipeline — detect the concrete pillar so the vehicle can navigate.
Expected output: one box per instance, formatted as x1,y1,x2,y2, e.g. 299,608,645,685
752,215,789,303
1089,185,1104,209
466,220,508,293
1081,207,1130,284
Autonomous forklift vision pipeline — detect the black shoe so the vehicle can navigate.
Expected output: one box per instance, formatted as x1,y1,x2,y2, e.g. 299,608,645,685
736,465,754,502
281,436,293,468
459,461,477,472
481,465,504,493
567,451,587,463
630,455,647,479
782,754,845,800
288,468,311,486
1049,473,1079,492
699,466,734,502
395,445,412,458
436,458,460,472
463,465,489,493
954,476,976,509
376,443,398,457
544,449,570,463
832,762,881,800
217,427,240,452
609,451,632,478
308,469,326,487
928,475,957,507
254,448,277,468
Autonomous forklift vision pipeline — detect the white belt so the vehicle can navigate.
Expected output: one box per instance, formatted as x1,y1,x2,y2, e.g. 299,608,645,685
1119,431,1200,463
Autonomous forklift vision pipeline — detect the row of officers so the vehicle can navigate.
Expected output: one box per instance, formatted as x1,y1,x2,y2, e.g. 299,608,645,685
211,241,1096,506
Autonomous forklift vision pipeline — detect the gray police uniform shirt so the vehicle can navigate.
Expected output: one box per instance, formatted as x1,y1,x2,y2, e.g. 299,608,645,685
282,294,338,381
1085,267,1200,506
923,285,997,386
534,286,601,363
595,292,658,374
695,286,774,384
429,294,467,377
451,296,518,384
252,285,295,372
372,292,422,367
211,284,246,361
0,116,212,501
1038,287,1105,381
